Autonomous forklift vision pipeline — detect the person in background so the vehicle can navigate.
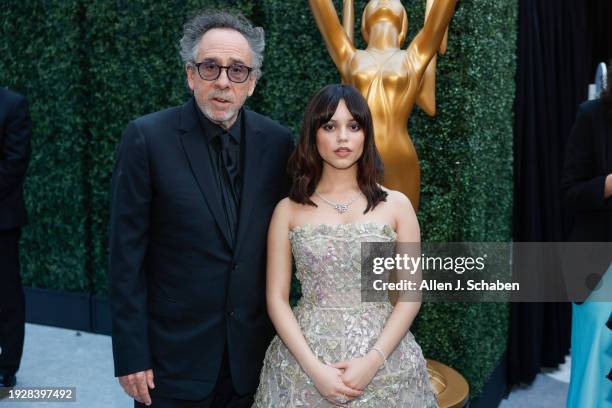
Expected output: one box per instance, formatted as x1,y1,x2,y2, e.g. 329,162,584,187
562,61,612,408
0,87,32,388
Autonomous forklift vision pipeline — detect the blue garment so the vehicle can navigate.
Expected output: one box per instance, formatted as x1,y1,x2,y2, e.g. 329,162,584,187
567,266,612,408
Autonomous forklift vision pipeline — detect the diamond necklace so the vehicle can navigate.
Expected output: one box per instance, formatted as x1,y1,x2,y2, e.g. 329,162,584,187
315,190,363,214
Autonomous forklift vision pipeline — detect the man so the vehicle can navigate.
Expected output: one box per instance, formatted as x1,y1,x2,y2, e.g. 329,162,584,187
0,88,31,388
109,9,294,408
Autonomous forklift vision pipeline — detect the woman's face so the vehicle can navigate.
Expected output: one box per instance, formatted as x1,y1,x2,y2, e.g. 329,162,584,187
316,99,365,171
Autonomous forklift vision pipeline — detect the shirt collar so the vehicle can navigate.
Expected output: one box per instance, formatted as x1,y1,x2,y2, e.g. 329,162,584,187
194,99,242,144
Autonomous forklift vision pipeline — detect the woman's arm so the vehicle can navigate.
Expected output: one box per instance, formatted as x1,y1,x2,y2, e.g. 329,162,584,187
367,192,422,361
266,199,363,404
309,0,356,76
407,0,457,72
332,192,423,390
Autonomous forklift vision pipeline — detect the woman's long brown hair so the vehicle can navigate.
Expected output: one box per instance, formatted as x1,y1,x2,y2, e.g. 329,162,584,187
288,84,387,213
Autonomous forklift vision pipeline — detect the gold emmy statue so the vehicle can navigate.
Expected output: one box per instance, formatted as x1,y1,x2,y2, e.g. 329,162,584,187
309,0,457,210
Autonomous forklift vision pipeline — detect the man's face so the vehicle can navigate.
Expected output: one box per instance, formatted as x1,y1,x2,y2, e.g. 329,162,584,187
187,28,257,129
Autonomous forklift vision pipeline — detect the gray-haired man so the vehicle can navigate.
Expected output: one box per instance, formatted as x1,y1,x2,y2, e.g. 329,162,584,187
109,9,293,408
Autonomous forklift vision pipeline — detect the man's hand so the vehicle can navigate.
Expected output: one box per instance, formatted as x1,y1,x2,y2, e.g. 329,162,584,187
118,369,155,406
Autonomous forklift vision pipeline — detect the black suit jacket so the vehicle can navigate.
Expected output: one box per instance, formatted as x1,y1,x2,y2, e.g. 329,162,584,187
562,99,612,242
0,88,31,230
109,98,293,399
561,99,612,302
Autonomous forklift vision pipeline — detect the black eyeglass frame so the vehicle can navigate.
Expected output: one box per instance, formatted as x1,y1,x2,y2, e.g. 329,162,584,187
193,60,254,83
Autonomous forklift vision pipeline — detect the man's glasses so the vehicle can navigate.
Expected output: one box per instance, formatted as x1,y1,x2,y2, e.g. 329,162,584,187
194,60,253,83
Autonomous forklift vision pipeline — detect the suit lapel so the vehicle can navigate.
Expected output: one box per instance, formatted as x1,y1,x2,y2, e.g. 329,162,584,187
178,99,232,248
234,110,264,256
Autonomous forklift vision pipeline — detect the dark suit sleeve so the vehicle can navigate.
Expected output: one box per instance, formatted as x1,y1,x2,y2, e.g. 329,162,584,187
0,95,32,202
562,105,611,212
109,121,153,377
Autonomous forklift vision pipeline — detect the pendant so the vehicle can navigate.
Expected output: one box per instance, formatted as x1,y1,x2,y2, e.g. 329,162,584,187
335,204,349,213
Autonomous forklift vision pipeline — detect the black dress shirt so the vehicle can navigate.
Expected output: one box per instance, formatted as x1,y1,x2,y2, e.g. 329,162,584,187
196,103,243,247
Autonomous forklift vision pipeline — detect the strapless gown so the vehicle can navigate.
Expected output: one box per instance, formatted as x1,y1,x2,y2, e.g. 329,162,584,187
253,223,437,407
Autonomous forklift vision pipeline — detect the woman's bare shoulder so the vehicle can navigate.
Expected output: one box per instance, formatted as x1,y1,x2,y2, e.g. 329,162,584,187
379,187,420,239
380,186,413,210
273,197,315,228
273,197,294,218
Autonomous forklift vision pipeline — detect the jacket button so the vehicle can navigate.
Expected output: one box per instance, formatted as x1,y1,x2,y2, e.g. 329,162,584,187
227,310,234,317
231,262,238,270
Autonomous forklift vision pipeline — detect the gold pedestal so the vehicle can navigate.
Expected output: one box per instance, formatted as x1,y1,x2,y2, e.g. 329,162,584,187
427,359,470,408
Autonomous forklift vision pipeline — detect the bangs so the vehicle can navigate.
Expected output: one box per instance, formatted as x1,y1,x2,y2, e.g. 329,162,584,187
342,88,372,130
308,85,371,131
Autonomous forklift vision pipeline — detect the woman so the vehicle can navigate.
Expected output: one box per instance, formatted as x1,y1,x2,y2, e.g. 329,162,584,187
253,84,436,407
562,61,612,407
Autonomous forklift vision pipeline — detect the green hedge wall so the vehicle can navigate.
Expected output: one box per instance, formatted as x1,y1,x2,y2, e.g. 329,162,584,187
0,1,87,291
1,0,516,398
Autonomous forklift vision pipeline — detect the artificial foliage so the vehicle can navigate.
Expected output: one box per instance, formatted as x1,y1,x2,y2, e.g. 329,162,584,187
1,1,87,291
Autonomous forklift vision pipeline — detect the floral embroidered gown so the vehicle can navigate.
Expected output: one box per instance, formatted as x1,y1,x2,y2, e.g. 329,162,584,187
253,223,437,407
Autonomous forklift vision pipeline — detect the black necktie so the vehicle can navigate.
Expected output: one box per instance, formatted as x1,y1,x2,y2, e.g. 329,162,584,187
217,133,240,244
219,133,241,200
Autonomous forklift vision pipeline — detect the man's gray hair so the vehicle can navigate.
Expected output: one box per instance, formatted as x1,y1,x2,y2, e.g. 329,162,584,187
180,9,265,78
